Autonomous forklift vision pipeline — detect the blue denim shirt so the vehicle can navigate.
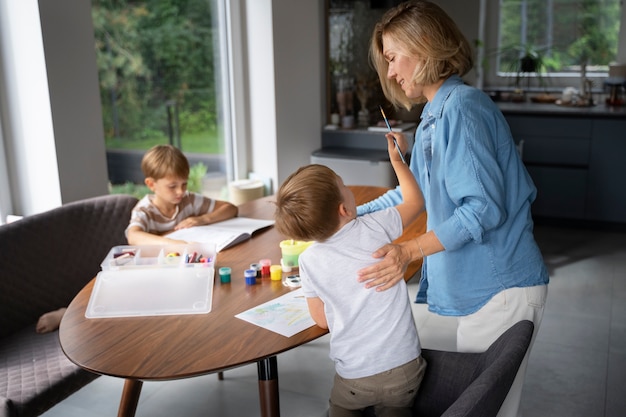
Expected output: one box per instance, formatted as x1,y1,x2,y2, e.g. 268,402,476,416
358,75,549,316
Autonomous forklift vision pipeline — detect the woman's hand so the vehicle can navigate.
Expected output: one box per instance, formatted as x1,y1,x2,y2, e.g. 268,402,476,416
357,242,412,291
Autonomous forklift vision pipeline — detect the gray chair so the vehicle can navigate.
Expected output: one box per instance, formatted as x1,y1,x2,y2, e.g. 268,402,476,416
413,320,534,417
0,194,138,417
360,320,534,417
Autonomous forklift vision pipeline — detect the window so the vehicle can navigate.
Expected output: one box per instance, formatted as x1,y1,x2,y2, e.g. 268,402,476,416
91,0,232,194
497,0,621,76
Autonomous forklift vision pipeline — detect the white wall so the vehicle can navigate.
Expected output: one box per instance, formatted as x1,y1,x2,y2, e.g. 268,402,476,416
244,0,324,193
271,0,325,186
0,0,108,217
0,0,61,215
38,0,109,203
244,0,278,189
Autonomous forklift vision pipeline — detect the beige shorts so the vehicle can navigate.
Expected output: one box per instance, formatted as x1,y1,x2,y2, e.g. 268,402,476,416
329,356,427,417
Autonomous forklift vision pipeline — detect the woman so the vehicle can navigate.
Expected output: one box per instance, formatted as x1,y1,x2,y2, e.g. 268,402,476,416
356,2,549,416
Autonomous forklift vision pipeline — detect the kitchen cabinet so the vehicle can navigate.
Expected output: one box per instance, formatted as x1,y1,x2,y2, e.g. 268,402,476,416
587,120,626,223
504,110,626,224
506,115,592,219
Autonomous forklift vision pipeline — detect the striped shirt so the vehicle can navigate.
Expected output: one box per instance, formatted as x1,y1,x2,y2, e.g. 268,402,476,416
125,192,216,238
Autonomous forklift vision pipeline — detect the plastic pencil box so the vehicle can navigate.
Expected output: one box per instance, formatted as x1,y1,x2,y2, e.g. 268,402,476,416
100,242,216,270
86,243,217,319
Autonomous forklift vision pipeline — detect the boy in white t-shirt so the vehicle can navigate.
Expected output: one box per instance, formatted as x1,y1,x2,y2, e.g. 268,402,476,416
274,134,426,417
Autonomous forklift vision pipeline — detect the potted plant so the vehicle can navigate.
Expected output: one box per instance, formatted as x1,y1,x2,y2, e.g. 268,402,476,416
512,44,549,88
519,48,542,73
488,42,553,101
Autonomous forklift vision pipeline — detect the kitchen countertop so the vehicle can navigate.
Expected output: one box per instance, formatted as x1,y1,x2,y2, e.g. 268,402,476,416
497,101,626,118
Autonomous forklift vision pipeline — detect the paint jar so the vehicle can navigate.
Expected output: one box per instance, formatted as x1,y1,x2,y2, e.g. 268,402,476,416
280,258,292,273
282,274,301,288
260,258,271,278
279,240,313,268
244,269,257,285
250,263,262,278
218,267,231,283
270,265,282,281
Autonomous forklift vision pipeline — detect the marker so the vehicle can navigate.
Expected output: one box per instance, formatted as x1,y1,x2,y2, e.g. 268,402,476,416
379,105,407,164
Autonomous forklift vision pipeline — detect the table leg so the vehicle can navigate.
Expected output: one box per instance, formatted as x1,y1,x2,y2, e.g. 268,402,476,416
257,356,280,417
117,379,143,417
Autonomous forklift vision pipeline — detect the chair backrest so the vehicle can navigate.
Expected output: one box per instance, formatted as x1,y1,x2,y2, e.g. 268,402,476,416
0,194,138,338
414,320,534,417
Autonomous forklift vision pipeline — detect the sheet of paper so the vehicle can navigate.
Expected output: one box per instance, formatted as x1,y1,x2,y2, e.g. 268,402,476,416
235,288,316,337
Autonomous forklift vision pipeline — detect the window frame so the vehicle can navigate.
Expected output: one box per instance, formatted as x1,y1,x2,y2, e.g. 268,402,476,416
481,0,626,90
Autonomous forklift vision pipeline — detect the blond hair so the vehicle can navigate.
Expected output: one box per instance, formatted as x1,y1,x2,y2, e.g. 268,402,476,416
274,164,342,242
141,144,190,180
370,0,473,110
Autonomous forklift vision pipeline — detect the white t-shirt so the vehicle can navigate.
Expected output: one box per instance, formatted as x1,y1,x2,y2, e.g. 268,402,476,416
299,207,421,379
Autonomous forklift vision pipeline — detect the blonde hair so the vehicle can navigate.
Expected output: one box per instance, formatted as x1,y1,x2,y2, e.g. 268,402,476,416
370,0,473,110
141,144,190,180
274,164,342,242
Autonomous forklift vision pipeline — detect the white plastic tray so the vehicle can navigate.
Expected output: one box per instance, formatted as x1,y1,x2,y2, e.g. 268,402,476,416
86,266,214,318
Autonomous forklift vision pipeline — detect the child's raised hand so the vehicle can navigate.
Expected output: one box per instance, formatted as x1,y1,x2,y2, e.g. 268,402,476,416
386,132,408,163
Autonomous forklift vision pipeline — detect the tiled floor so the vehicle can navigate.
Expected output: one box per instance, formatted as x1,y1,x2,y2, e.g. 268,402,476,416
41,223,626,417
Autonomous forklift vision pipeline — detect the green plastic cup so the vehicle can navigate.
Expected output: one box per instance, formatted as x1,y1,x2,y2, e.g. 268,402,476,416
279,240,313,267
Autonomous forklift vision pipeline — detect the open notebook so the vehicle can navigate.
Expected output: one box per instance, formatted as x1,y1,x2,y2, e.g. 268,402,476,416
166,217,275,252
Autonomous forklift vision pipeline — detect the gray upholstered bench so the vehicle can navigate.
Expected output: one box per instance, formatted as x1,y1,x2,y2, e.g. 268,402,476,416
0,194,137,417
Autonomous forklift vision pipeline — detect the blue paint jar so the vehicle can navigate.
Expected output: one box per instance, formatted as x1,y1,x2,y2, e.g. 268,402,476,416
244,269,257,285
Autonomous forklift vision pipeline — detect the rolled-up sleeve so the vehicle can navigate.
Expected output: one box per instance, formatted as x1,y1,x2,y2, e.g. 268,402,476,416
432,95,507,251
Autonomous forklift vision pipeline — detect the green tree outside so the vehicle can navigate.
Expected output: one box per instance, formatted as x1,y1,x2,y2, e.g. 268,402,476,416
92,0,222,154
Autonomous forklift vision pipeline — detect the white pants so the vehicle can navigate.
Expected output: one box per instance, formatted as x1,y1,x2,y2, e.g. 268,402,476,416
457,285,548,417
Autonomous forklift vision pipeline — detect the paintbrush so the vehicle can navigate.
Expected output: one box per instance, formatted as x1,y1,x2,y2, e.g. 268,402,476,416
379,105,406,164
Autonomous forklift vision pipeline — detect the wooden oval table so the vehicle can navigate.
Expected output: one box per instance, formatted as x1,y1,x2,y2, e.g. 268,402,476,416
59,186,426,417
